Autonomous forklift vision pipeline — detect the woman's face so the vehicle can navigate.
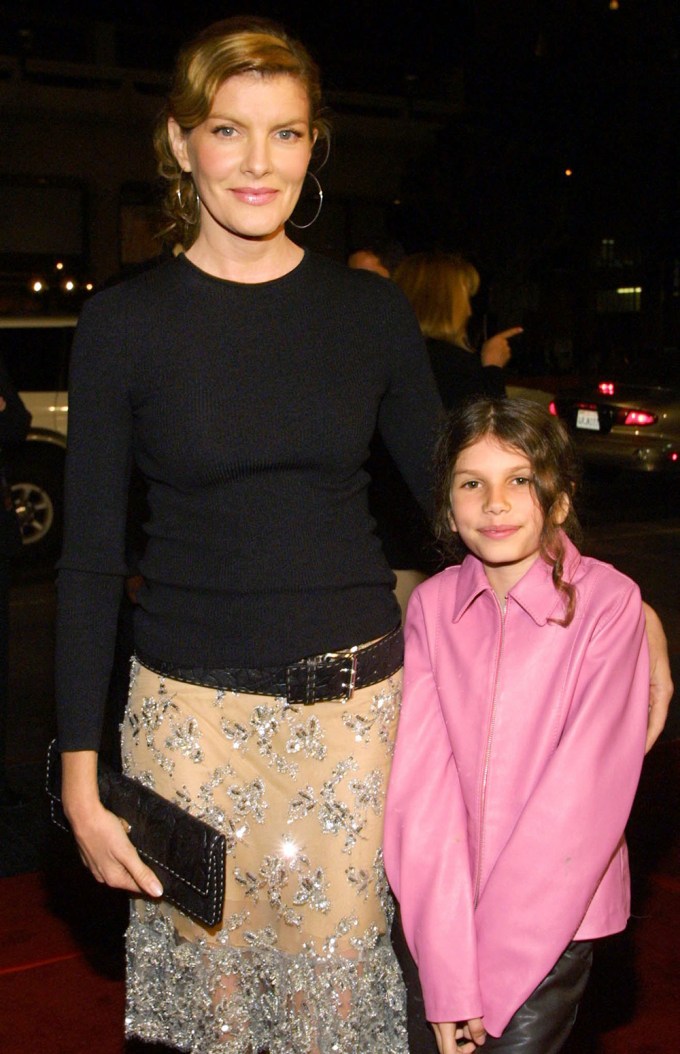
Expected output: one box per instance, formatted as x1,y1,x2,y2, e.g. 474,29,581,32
169,72,316,243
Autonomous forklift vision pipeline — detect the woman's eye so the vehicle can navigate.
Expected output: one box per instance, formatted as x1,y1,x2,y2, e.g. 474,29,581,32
462,480,480,490
276,129,302,141
214,125,237,138
513,476,532,486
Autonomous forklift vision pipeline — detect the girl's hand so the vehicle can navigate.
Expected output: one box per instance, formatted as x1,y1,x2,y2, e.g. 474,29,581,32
61,749,163,898
432,1022,458,1054
432,1019,486,1053
480,327,523,369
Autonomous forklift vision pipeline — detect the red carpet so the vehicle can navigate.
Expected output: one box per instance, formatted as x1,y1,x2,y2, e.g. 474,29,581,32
598,876,680,1053
1,742,678,1053
0,872,125,1053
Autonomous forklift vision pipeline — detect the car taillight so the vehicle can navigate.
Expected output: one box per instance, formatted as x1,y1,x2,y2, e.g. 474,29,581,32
548,401,558,416
598,382,615,396
623,410,657,426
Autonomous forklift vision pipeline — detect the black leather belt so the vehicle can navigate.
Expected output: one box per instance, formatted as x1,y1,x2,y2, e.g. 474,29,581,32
136,625,403,706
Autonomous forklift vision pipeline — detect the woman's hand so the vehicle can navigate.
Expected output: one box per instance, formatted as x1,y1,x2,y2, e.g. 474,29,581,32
61,750,163,898
432,1019,486,1053
642,602,674,752
480,327,523,369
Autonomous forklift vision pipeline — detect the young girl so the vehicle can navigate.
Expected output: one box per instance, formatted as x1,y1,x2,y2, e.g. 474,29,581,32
384,397,649,1054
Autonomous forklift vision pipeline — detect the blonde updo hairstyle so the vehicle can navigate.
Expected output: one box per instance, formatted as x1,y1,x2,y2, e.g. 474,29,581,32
393,251,481,350
154,16,331,248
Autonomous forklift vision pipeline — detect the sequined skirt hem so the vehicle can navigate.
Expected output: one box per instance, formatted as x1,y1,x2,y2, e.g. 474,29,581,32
125,912,408,1054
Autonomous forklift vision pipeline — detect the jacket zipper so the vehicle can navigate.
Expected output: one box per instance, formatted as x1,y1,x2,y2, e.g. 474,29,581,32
473,594,505,905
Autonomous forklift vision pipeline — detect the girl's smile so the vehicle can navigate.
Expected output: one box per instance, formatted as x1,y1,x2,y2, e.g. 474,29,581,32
477,525,521,539
449,435,568,601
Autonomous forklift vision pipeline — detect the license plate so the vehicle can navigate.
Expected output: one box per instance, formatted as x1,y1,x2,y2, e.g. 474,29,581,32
576,408,600,431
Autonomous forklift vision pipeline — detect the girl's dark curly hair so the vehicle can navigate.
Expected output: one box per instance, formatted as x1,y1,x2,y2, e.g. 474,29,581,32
433,397,582,625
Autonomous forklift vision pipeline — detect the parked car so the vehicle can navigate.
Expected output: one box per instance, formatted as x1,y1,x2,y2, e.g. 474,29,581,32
0,316,75,563
551,350,679,473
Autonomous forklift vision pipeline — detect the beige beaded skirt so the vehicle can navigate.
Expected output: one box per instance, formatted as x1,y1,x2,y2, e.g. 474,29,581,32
121,656,407,1054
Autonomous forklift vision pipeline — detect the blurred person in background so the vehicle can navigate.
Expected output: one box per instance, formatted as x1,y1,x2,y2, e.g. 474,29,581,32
347,238,405,279
0,358,31,807
393,250,522,408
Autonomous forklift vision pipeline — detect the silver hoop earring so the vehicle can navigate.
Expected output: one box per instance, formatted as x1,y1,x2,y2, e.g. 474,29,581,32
288,171,323,230
176,182,200,225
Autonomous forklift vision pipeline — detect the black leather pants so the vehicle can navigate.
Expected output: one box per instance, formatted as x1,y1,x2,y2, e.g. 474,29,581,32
392,910,593,1054
482,940,594,1054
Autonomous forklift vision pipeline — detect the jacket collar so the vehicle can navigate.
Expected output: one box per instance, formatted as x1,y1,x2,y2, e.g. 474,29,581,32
451,533,582,626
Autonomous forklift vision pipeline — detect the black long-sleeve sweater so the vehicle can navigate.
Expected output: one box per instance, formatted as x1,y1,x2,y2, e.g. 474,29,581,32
56,251,441,749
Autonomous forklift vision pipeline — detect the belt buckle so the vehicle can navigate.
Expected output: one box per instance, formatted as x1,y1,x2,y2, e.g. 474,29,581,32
323,647,358,704
285,648,358,706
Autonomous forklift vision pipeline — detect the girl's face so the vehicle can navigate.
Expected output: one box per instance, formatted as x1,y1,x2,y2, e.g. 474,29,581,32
448,435,568,599
168,72,316,244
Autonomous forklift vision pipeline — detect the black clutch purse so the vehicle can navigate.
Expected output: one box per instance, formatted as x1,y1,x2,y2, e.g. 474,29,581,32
46,740,226,927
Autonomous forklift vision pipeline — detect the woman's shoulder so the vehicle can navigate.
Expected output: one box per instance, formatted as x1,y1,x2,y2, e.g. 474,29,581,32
305,251,414,311
86,256,183,310
73,260,180,343
70,258,187,372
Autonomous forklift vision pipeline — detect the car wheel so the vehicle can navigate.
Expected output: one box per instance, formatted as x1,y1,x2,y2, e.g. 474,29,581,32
5,444,65,566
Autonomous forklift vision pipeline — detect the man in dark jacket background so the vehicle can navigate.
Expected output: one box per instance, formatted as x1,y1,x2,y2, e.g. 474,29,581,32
0,358,31,806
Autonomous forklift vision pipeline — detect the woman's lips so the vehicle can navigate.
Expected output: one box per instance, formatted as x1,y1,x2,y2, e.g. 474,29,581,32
231,188,279,205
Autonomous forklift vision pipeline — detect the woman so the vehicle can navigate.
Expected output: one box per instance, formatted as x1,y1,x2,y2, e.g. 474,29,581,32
56,17,439,1054
393,251,522,408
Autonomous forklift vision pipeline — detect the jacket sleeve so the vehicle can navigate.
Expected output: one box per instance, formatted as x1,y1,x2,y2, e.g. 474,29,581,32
384,583,483,1023
474,576,649,1036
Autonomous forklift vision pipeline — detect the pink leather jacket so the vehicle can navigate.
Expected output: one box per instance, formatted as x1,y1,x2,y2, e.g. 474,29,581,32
383,536,648,1037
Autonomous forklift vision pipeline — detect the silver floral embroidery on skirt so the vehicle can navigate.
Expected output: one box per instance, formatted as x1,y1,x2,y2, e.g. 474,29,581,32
122,659,407,1054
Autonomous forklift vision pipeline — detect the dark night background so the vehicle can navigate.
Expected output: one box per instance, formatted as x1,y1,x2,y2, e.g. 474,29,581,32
0,8,678,1054
2,1,679,369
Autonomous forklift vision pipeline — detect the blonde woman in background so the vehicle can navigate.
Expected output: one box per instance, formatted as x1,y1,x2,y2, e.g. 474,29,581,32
393,251,522,408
